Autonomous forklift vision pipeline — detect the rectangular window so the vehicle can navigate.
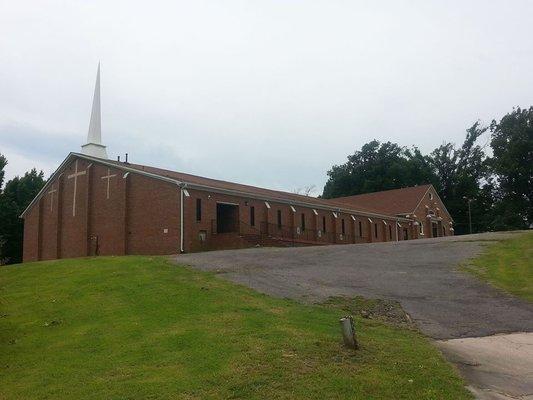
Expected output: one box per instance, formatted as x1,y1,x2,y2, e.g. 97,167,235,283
277,210,282,228
250,206,255,226
359,221,362,236
341,219,345,235
374,223,378,238
389,225,392,239
301,213,306,231
419,221,424,235
322,216,326,232
196,198,202,221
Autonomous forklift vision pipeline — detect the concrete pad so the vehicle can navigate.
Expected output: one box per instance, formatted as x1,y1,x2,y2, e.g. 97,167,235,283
436,332,533,400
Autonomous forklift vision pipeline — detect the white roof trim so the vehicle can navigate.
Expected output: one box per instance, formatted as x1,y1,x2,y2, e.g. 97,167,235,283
20,152,413,222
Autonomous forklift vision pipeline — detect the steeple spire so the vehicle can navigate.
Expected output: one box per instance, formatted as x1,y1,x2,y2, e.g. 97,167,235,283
81,62,108,159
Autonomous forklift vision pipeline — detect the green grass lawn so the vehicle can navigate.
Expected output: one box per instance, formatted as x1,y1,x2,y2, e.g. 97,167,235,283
462,231,533,301
0,256,471,399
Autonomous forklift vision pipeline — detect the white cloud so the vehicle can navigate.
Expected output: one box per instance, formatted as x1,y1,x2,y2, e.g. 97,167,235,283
1,0,532,192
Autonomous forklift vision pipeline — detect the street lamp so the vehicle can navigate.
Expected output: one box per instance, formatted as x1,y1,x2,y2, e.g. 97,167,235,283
463,197,473,234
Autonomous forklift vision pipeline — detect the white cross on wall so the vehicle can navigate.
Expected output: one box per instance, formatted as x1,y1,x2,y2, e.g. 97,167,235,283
101,168,117,199
48,187,57,212
67,160,87,217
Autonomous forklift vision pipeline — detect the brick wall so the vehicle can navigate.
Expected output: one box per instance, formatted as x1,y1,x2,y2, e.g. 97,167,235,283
23,156,436,261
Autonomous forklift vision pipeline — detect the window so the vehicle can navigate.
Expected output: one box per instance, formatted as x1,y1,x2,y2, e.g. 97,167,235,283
419,221,424,235
196,198,202,221
374,223,378,238
322,216,326,232
341,219,345,235
389,225,392,239
359,221,362,236
301,213,306,231
250,206,255,227
277,210,282,228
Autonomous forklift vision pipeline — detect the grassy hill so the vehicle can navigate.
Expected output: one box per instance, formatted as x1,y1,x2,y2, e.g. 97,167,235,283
1,256,471,399
462,231,533,301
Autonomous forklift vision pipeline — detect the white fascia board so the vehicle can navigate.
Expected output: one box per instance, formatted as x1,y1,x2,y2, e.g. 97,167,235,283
22,152,412,223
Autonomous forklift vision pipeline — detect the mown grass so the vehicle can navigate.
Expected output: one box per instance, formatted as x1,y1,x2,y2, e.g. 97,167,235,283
462,232,533,301
0,256,471,399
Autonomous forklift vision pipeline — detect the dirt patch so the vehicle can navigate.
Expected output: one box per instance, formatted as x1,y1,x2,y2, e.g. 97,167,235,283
321,296,415,329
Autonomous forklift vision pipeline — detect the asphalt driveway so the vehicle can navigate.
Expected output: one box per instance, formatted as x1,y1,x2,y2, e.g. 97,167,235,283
177,231,533,340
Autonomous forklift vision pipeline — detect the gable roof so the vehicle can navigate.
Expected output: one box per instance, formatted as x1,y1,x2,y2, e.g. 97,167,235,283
327,185,434,216
21,153,410,222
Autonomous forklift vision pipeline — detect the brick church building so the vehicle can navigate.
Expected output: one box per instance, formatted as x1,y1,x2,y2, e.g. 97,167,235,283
21,67,454,262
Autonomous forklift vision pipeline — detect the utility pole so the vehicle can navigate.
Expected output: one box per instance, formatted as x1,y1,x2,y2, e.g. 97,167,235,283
463,197,473,234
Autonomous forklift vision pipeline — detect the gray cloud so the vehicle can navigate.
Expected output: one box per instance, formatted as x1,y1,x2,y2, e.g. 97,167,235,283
1,0,532,191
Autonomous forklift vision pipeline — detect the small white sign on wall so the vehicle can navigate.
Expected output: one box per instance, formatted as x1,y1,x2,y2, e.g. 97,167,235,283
163,228,168,234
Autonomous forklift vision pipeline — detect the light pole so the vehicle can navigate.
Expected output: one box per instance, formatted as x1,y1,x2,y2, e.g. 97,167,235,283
463,197,473,234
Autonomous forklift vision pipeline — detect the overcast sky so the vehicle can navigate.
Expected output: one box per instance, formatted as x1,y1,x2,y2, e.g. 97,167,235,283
1,0,532,195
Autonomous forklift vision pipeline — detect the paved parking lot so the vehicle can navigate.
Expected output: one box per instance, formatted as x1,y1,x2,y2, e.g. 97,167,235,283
178,231,533,399
178,232,533,340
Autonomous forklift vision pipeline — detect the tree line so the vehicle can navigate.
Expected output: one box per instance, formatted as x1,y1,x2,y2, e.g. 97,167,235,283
0,155,45,264
0,106,531,264
322,106,532,235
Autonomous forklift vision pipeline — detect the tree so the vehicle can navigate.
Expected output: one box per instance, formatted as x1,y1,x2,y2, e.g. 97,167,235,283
0,167,46,264
428,122,492,234
489,107,533,229
322,140,437,199
0,153,6,191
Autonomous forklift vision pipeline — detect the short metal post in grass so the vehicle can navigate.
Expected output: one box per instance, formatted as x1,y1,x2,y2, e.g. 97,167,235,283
339,316,358,350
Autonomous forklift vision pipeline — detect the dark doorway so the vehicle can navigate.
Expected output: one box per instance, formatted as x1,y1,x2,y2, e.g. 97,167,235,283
217,203,239,233
403,228,409,240
432,222,438,238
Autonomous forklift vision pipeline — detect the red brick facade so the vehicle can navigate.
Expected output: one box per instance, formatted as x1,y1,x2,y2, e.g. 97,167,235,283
22,154,453,262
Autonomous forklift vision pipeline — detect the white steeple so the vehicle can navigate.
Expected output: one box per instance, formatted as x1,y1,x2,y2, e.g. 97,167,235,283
81,63,108,159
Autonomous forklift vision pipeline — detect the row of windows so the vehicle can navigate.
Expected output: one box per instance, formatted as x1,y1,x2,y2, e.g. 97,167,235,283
195,198,394,239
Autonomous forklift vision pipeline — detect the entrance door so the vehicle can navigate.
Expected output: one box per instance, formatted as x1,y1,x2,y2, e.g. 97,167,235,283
432,222,438,238
403,228,409,240
216,203,239,233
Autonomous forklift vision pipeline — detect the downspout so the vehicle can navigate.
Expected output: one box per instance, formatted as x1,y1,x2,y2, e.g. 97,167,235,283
396,219,399,242
179,183,187,253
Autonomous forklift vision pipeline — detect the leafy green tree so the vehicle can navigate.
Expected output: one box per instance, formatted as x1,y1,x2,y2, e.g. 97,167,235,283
489,107,533,229
429,122,492,234
0,167,46,264
322,140,437,198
